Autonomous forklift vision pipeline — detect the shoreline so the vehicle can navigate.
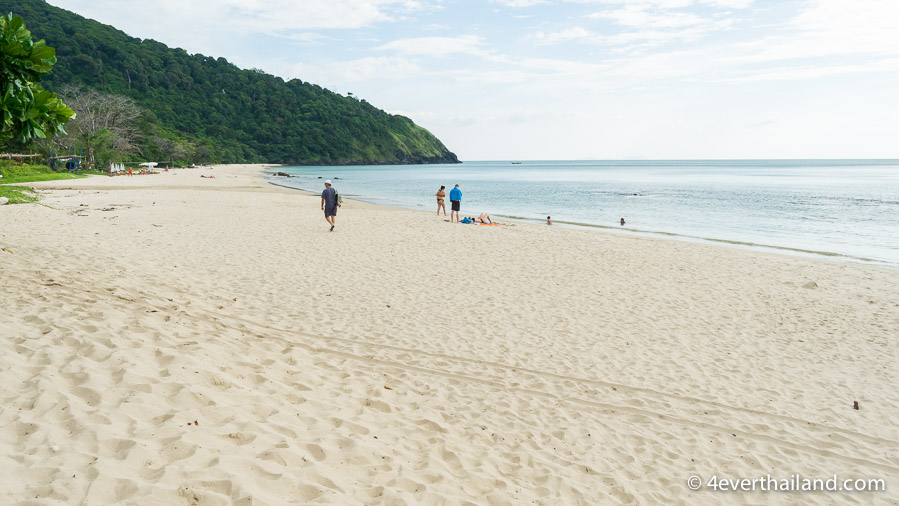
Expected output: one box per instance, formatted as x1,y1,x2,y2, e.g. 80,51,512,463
3,164,897,504
263,171,897,270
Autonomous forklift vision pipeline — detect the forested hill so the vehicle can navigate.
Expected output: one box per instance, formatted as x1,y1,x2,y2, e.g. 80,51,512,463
4,0,460,165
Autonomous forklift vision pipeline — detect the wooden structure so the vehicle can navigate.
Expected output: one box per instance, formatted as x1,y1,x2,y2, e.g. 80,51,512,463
0,153,42,160
48,151,85,171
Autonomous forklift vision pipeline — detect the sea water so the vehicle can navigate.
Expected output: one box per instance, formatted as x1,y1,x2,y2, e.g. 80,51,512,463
268,160,899,267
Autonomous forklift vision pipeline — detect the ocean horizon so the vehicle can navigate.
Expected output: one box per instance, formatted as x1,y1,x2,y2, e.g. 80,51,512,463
268,159,899,267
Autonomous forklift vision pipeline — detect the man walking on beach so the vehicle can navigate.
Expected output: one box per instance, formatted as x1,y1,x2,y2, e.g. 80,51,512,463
449,184,462,223
321,180,337,231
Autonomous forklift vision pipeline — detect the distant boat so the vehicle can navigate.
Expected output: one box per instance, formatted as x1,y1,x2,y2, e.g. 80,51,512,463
511,161,522,164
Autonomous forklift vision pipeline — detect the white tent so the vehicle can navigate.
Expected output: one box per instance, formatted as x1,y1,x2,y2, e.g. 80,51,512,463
139,162,158,167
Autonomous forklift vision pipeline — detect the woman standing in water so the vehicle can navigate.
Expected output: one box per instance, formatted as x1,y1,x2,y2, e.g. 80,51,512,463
435,185,447,216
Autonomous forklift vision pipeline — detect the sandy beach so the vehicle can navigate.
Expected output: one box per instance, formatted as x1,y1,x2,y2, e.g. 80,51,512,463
1,164,897,504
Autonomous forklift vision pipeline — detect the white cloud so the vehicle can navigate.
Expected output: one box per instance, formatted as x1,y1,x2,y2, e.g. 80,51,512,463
702,0,753,8
284,56,422,86
740,0,899,62
566,0,694,7
491,0,549,7
565,0,753,8
49,0,437,38
533,20,731,49
533,27,592,45
519,57,609,74
586,4,708,28
272,32,330,45
376,35,489,57
227,0,394,30
720,58,899,83
531,0,742,51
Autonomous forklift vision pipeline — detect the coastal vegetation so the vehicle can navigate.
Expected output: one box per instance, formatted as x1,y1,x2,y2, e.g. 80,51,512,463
0,13,74,143
0,159,94,204
1,0,459,167
40,86,143,168
0,185,38,204
0,161,87,183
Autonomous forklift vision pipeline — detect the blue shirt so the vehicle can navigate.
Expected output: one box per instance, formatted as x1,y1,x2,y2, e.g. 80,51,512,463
449,187,461,201
321,187,336,208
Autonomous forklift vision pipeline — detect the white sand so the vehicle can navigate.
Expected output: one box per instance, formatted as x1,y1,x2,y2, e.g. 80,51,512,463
1,165,897,504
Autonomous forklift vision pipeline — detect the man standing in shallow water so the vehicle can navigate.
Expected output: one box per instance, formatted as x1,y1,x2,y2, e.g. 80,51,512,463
449,184,462,223
321,180,337,231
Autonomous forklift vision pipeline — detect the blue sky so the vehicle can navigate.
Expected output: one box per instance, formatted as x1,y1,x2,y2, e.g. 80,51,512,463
47,0,899,160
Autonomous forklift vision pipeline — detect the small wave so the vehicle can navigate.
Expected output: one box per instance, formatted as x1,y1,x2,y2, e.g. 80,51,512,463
493,214,890,267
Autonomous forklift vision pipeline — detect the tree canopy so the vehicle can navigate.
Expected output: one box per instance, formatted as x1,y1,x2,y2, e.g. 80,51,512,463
0,12,73,143
3,0,459,165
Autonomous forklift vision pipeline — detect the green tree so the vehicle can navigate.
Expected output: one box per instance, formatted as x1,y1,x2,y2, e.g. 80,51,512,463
0,13,73,143
173,139,195,164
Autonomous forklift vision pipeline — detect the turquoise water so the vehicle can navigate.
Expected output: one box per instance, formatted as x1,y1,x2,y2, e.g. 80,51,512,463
268,160,899,267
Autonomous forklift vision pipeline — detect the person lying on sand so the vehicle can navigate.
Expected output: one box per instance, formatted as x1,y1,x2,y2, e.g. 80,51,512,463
200,174,215,178
461,214,494,224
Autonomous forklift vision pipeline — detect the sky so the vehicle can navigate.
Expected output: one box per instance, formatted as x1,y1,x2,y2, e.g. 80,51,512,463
46,0,899,160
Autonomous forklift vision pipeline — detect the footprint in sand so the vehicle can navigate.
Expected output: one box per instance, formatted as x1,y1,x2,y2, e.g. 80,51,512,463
257,449,288,466
159,440,198,463
223,432,257,446
98,438,136,460
388,477,427,495
85,476,140,503
305,443,326,461
61,371,90,387
71,386,103,407
295,484,322,501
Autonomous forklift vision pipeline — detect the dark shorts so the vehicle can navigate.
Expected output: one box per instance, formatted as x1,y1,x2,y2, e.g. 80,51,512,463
451,200,460,212
324,205,337,217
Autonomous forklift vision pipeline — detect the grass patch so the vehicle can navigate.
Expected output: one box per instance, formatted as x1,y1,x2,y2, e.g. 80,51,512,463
3,172,86,184
0,186,39,204
0,162,90,184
